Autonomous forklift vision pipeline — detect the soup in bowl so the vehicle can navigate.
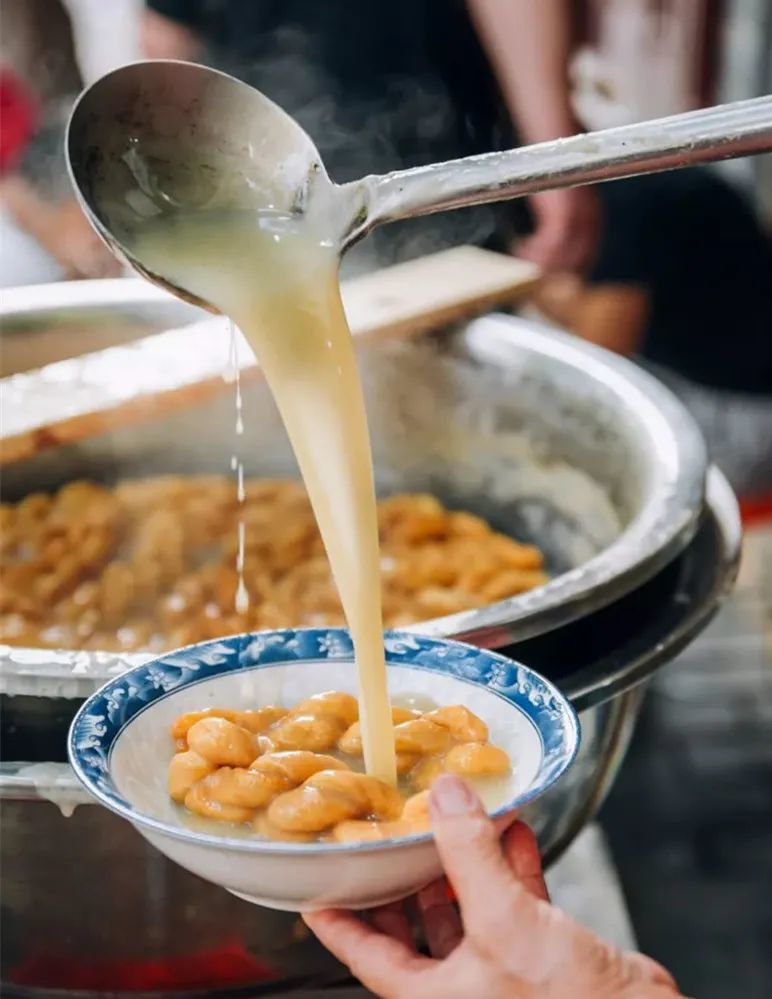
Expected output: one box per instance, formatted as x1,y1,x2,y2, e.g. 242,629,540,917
68,629,579,911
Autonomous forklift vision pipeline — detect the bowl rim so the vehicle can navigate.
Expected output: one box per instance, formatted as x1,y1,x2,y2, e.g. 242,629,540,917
67,628,580,855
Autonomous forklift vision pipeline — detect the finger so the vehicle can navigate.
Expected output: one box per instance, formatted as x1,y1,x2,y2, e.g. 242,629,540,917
428,775,540,938
562,234,596,275
502,821,550,901
625,950,678,989
417,878,463,958
515,233,549,268
369,900,415,950
303,909,433,995
518,223,591,274
517,234,566,273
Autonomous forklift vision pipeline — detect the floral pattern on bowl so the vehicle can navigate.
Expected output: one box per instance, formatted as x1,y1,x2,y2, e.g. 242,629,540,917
68,629,580,911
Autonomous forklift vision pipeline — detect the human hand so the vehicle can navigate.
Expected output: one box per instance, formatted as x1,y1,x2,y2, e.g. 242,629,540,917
305,774,681,998
48,200,124,279
0,180,121,280
140,9,202,62
517,186,601,274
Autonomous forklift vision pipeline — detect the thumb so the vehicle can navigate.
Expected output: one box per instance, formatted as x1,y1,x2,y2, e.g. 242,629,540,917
429,775,541,936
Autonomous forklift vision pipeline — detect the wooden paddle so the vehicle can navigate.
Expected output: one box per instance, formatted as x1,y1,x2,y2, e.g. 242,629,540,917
1,247,539,466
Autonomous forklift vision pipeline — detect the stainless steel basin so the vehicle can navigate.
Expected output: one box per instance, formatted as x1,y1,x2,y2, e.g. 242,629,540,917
1,279,708,651
0,278,739,994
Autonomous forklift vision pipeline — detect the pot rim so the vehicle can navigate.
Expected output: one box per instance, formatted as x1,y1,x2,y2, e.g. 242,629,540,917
564,465,741,710
0,469,740,807
0,281,713,690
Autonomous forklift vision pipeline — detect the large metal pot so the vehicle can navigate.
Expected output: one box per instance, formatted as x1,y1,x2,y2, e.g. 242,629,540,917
2,281,709,647
0,281,740,993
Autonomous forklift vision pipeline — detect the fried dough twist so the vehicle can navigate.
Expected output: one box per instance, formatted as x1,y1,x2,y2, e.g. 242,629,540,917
267,769,404,833
182,751,350,823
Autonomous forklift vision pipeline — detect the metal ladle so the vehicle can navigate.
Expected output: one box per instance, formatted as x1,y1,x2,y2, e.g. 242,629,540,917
67,60,772,312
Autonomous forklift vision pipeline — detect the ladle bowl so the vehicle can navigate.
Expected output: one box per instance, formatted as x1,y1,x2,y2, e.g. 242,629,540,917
67,60,772,313
66,61,329,310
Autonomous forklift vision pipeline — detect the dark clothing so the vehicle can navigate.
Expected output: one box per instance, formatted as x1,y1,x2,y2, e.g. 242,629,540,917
147,0,508,177
593,169,772,393
148,0,772,392
146,0,521,264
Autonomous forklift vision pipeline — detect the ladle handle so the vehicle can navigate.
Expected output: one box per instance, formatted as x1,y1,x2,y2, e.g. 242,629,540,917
342,96,772,245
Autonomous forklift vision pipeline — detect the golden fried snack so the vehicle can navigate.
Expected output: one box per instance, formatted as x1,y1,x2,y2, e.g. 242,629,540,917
1,477,547,651
264,691,358,752
444,742,510,777
263,715,345,754
169,693,513,843
267,770,403,834
186,717,258,767
181,751,349,822
393,716,453,755
329,820,400,843
168,750,216,802
411,741,511,790
293,691,359,727
183,782,255,824
410,756,445,791
338,706,419,754
171,706,287,742
251,750,350,785
339,705,486,759
425,705,488,743
401,789,431,823
253,812,316,843
190,767,276,809
330,790,432,843
186,751,348,812
396,752,420,775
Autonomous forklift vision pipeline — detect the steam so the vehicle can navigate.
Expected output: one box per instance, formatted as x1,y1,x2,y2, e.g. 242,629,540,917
18,98,76,202
202,25,502,275
22,16,506,266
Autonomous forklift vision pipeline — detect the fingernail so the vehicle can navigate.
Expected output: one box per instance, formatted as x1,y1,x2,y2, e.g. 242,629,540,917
429,774,476,817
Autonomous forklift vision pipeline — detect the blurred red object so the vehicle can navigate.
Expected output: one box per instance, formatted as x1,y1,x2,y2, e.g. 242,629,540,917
8,938,275,991
740,494,772,528
0,68,38,174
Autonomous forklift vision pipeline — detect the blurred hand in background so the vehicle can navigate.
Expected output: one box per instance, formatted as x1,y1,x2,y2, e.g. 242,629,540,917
469,0,602,274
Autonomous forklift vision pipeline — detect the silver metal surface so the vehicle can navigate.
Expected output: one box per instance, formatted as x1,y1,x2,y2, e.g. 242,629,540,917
343,96,772,244
563,467,742,710
66,61,772,310
0,302,741,884
1,282,709,683
0,276,740,980
0,795,631,992
0,465,742,861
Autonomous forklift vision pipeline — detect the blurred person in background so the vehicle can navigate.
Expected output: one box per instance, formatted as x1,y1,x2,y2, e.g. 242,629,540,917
140,0,600,275
571,0,772,394
2,0,769,393
142,0,771,394
0,0,123,285
0,0,138,286
6,0,596,282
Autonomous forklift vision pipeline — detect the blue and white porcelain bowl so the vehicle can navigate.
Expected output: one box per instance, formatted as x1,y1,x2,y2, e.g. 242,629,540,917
68,629,579,912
